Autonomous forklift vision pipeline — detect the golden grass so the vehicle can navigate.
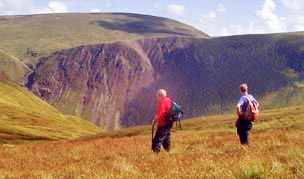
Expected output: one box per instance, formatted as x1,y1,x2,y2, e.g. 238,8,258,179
0,105,303,178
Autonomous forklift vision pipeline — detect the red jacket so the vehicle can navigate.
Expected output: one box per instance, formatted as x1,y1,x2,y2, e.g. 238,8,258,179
156,96,173,127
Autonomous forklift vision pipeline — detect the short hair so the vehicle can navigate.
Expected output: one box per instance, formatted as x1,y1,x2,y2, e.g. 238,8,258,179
240,84,248,93
157,89,167,98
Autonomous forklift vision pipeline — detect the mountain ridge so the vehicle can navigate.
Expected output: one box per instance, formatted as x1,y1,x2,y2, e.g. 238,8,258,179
1,13,304,130
0,13,208,66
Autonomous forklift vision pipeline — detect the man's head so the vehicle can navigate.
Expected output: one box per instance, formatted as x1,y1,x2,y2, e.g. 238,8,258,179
239,83,248,95
156,89,167,101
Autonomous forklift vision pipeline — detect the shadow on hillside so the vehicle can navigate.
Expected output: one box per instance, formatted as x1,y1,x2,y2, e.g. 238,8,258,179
91,15,192,36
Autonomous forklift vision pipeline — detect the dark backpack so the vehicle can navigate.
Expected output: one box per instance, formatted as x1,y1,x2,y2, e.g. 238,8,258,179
166,101,184,124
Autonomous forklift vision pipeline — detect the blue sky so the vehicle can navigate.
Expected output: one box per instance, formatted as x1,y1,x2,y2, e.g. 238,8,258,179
0,0,304,36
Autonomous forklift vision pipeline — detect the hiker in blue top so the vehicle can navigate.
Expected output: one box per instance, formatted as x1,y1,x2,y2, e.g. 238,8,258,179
235,83,259,145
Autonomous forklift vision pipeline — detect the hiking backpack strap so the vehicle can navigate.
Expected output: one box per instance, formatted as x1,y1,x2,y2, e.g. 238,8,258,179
243,95,259,112
243,95,259,122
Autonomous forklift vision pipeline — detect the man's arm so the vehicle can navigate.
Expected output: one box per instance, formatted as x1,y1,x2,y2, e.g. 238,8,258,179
152,115,158,126
236,104,243,116
236,97,244,116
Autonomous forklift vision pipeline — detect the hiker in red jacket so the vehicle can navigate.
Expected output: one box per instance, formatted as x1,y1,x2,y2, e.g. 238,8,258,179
152,89,173,153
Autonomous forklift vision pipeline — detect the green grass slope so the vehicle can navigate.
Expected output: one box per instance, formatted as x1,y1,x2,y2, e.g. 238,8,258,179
0,13,208,65
0,106,303,178
0,49,31,84
0,81,102,143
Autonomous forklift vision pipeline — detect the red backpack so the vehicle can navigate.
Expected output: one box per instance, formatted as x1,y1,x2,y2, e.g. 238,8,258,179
243,96,259,121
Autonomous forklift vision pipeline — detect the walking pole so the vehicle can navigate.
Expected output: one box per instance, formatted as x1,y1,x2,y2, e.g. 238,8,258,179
179,119,182,130
151,122,155,150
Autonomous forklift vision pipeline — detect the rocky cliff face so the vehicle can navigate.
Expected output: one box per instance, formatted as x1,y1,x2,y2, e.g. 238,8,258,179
27,41,156,130
26,33,304,130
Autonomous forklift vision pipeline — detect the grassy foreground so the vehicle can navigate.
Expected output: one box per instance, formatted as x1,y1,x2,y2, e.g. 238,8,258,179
0,105,303,178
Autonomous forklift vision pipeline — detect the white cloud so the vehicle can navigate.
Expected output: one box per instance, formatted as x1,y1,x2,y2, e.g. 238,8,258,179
257,0,276,20
220,0,304,36
281,0,304,32
0,0,33,14
0,0,68,15
210,4,226,21
197,3,227,25
281,0,304,11
222,25,244,36
153,3,162,9
1,0,30,9
208,11,217,21
29,1,68,14
294,25,304,31
220,21,268,36
220,0,289,36
0,1,4,9
105,2,111,8
284,13,304,32
167,4,186,17
217,3,226,13
48,1,67,13
191,3,228,36
90,8,100,13
257,0,287,33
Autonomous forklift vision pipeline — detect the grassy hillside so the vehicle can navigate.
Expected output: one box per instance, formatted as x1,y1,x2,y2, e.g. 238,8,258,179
0,81,102,143
0,105,303,178
259,83,304,109
0,49,31,84
0,13,207,65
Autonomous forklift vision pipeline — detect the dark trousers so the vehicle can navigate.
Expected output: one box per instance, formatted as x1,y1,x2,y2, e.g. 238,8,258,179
152,124,171,152
237,119,252,145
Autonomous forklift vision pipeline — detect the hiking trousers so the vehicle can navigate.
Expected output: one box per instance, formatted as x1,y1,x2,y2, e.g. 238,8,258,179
237,119,252,145
152,124,171,153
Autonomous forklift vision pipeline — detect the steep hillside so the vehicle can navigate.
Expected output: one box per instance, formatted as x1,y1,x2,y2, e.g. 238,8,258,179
0,81,102,143
0,49,31,84
0,106,303,178
27,33,304,130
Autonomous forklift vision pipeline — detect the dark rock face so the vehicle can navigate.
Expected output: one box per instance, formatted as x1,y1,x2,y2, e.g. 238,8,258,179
27,34,304,130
